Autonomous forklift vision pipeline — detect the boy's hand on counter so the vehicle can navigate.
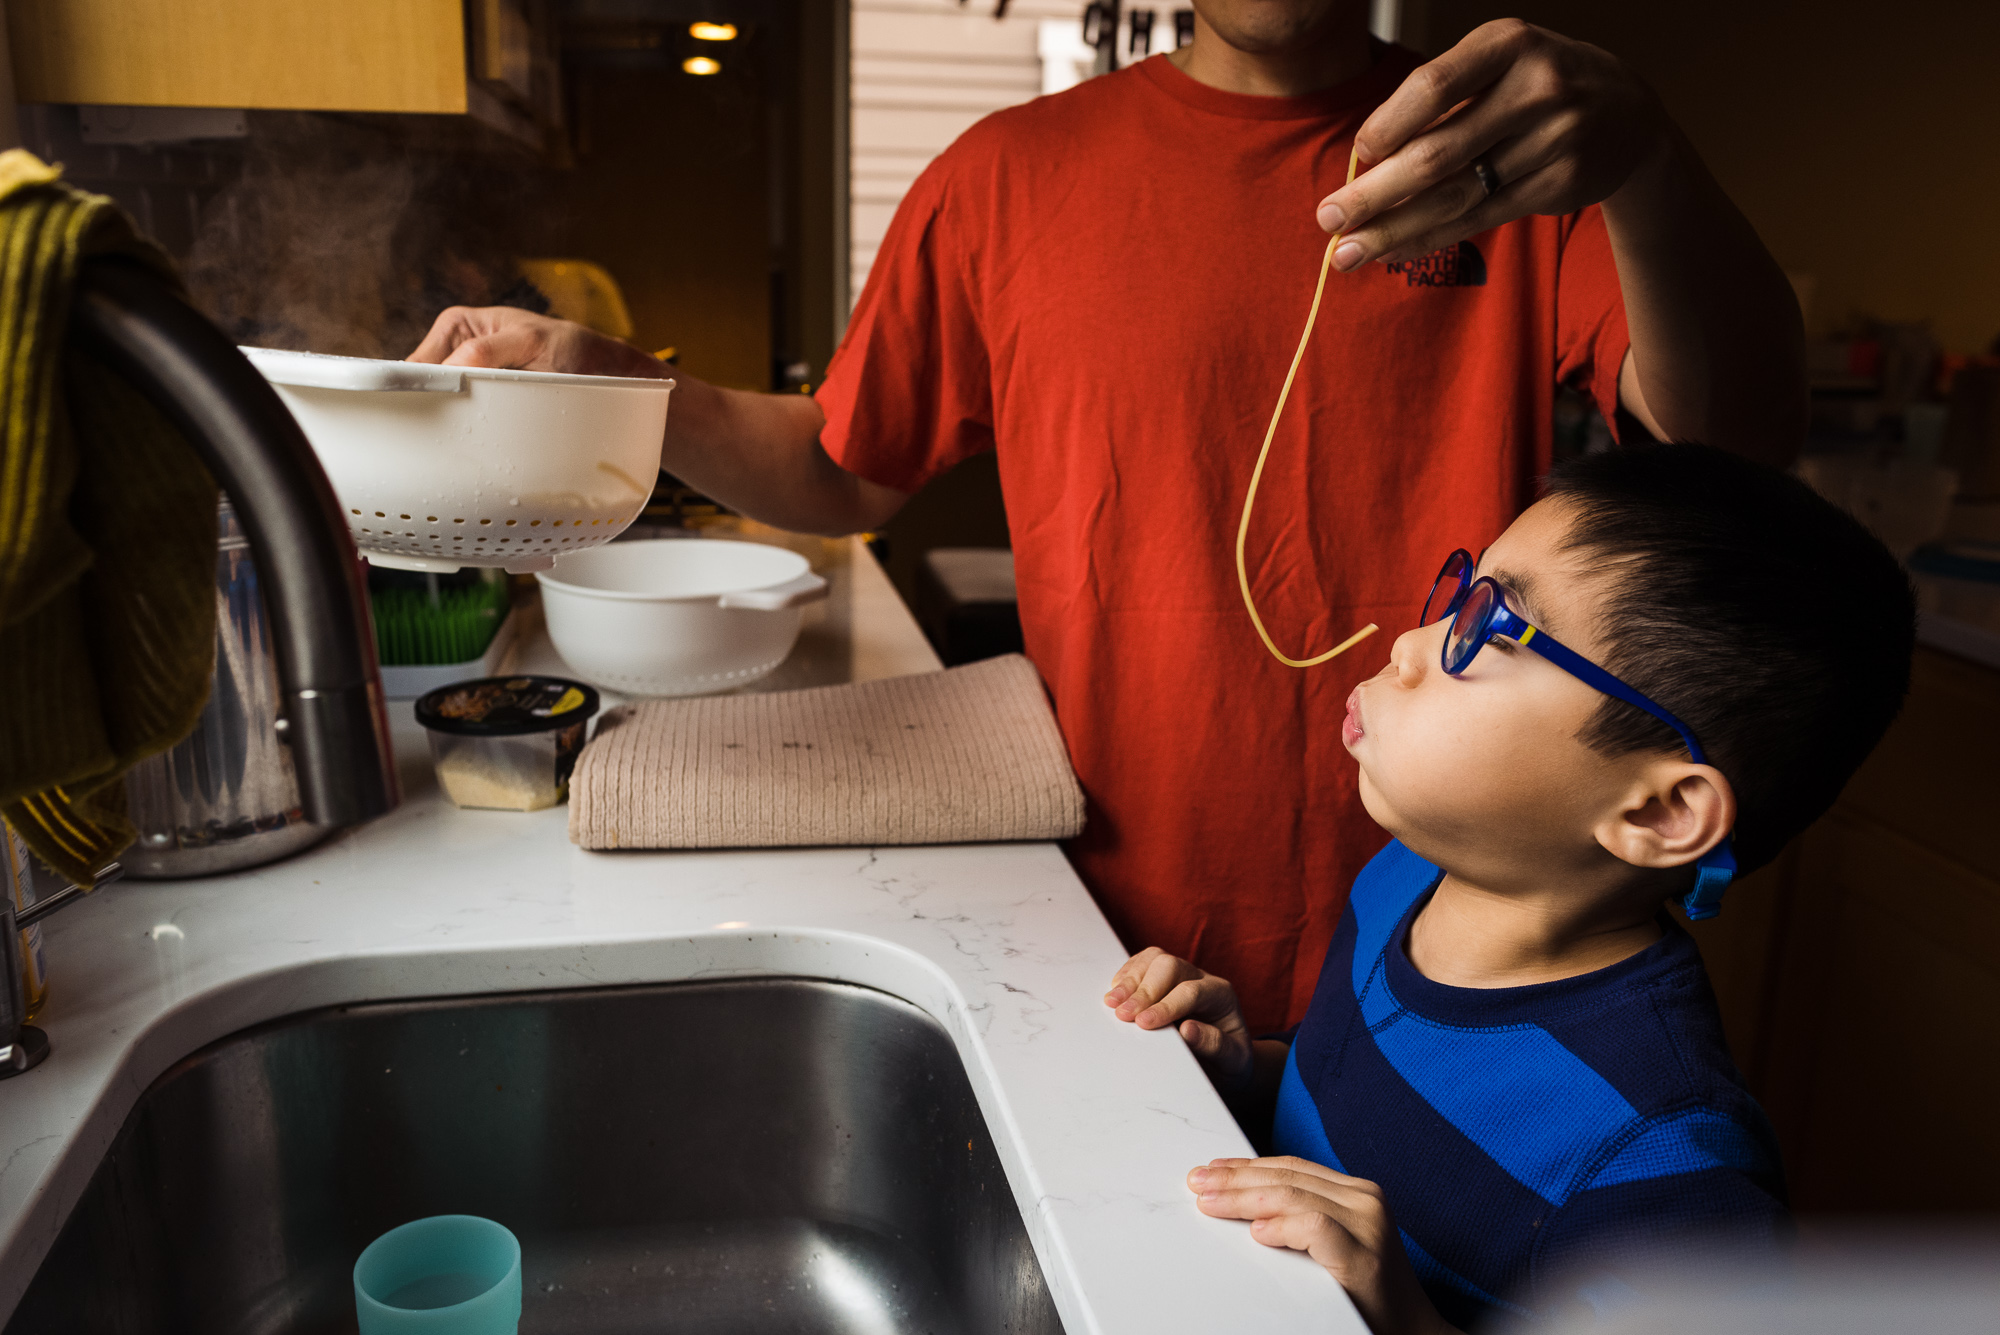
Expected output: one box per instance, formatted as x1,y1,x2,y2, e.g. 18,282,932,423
1188,1157,1461,1335
1104,947,1255,1094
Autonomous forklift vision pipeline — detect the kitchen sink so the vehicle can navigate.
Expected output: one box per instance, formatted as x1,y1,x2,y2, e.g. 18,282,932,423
8,978,1063,1334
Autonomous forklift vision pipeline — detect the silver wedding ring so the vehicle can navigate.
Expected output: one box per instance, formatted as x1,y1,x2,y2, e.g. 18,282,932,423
1472,158,1501,197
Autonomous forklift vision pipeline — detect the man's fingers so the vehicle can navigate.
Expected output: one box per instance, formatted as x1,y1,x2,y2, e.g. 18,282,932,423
441,325,550,371
406,306,485,364
1351,156,1566,271
1326,163,1488,262
407,305,545,369
406,304,550,363
1319,86,1542,238
1354,18,1538,163
411,307,672,378
1329,127,1538,266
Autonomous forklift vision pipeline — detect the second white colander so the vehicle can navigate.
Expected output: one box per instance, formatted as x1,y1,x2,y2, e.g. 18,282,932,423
244,347,675,574
537,539,829,696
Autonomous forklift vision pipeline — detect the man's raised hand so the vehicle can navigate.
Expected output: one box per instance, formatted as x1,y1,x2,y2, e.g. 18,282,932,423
1315,19,1666,273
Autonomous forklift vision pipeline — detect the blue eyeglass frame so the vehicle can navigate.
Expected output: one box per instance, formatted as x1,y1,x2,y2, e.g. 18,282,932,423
1422,549,1737,919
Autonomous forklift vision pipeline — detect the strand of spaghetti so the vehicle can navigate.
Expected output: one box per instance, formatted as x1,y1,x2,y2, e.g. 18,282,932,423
1235,142,1380,668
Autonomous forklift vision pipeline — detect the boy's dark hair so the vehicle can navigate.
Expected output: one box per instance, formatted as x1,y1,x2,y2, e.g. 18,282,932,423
1543,443,1916,873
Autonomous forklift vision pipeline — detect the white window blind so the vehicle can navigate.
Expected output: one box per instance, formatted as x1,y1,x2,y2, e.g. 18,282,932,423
848,1,1402,311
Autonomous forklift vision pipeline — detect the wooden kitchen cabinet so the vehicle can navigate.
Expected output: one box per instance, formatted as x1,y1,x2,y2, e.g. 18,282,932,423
6,0,468,113
1687,646,2000,1213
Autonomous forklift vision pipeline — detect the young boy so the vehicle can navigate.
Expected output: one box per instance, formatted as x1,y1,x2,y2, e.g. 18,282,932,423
1105,444,1916,1331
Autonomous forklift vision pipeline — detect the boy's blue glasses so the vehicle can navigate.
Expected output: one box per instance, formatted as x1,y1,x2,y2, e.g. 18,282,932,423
1421,550,1738,919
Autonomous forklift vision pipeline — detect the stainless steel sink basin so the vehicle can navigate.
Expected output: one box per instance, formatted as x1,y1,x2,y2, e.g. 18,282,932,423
8,978,1063,1334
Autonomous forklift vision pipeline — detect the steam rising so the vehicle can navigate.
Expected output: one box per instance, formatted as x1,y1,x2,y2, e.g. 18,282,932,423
183,115,551,360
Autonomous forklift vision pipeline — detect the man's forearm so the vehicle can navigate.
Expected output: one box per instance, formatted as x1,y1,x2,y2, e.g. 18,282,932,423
659,376,909,536
1601,126,1807,466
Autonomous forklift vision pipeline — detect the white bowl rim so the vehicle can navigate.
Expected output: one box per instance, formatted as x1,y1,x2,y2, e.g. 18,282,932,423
536,538,812,604
243,345,675,393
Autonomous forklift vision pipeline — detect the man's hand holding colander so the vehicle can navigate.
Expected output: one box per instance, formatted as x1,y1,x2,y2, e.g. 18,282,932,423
406,304,907,538
408,305,669,380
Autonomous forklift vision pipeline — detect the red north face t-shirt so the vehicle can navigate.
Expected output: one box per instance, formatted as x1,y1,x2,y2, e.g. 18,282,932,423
817,49,1629,1029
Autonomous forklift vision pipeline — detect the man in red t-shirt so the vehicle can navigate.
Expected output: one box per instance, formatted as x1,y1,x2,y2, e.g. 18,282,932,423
415,8,1803,1029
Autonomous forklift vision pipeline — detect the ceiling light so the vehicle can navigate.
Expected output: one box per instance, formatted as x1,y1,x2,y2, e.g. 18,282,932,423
689,21,738,41
682,55,722,75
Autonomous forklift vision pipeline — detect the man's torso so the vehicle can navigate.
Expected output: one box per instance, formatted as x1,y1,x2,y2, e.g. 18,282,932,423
818,51,1627,1027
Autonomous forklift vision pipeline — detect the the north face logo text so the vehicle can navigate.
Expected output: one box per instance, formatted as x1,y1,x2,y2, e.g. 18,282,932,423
1387,241,1486,288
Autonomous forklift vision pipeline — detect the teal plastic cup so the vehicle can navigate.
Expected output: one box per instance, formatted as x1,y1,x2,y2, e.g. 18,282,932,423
353,1215,522,1335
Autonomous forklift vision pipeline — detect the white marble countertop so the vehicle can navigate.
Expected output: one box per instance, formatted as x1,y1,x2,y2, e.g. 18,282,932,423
0,535,1358,1332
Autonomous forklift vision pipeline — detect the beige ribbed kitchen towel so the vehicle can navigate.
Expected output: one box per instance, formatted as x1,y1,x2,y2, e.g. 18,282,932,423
569,654,1085,849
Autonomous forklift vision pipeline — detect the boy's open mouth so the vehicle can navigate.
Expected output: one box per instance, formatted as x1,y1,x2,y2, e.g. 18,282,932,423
1341,687,1364,748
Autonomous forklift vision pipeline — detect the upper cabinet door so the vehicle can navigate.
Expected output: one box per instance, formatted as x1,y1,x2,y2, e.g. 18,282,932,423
6,0,468,113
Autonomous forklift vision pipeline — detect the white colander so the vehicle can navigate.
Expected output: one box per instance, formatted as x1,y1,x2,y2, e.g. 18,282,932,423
537,539,829,696
244,348,675,574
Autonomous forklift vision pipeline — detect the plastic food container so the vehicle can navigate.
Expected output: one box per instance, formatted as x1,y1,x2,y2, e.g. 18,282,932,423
414,677,600,812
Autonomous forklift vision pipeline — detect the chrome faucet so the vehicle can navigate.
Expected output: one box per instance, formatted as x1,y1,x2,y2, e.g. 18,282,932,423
0,258,398,1077
70,261,397,823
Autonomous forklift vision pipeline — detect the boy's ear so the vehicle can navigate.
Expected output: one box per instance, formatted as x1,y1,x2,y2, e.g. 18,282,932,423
1595,761,1736,870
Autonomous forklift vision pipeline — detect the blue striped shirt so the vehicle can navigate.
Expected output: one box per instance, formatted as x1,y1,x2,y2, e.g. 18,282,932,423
1271,840,1788,1326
